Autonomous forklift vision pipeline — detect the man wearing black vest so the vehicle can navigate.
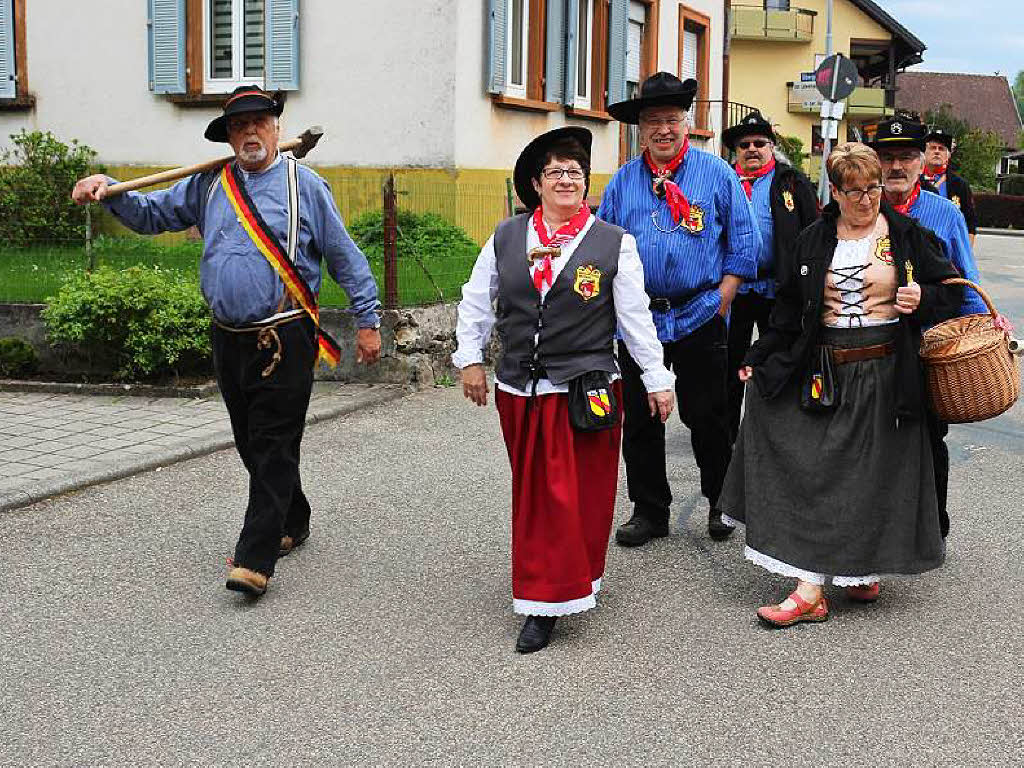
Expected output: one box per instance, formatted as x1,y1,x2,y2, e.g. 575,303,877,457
923,127,978,248
722,111,819,443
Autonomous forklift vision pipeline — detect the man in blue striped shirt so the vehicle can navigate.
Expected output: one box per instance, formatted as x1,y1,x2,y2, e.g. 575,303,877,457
871,117,987,539
600,73,760,546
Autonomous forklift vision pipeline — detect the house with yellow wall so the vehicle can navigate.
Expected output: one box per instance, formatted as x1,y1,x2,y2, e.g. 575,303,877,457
727,0,925,173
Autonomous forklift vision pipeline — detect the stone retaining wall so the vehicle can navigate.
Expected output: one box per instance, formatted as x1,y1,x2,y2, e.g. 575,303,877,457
0,303,465,386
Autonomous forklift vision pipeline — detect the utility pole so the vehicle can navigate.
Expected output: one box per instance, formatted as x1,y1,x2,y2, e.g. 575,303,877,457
817,0,834,207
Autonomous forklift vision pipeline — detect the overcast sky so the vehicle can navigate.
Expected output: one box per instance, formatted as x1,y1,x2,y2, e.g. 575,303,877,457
880,0,1021,79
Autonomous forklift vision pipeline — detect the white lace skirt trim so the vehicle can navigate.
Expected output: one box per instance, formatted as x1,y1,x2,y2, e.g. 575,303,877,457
513,578,602,617
744,546,880,586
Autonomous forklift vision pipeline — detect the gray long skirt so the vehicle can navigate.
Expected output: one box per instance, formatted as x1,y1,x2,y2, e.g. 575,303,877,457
719,323,944,579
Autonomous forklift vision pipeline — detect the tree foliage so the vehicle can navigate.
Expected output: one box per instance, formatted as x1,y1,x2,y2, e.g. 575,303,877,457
775,134,807,175
1013,70,1024,126
0,130,101,246
923,104,1005,191
347,209,478,261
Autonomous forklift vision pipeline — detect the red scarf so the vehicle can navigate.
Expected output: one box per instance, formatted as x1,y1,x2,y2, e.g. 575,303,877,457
644,139,691,224
923,164,947,186
734,157,776,199
529,202,591,292
889,181,922,216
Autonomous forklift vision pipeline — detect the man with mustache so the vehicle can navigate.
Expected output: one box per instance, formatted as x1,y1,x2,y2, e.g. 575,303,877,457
72,86,382,597
869,117,987,540
722,111,819,443
599,73,759,546
923,127,977,248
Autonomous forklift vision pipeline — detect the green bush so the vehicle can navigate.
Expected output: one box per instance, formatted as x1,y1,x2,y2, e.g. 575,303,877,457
0,130,101,247
0,337,38,377
776,134,807,175
347,209,479,261
42,266,211,381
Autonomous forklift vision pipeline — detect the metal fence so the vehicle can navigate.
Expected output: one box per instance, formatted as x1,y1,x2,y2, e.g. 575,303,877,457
0,175,510,308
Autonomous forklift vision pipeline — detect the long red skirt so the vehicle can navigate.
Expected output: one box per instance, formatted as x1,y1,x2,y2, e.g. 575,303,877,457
495,382,623,616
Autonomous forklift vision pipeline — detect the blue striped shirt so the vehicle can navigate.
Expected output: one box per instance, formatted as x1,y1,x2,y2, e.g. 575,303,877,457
737,168,775,299
597,148,759,342
910,189,987,316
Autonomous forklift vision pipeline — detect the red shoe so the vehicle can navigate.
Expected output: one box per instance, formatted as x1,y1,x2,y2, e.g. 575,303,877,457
846,583,880,602
757,591,829,628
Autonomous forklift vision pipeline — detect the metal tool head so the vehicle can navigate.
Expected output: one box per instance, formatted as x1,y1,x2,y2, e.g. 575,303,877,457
292,126,324,159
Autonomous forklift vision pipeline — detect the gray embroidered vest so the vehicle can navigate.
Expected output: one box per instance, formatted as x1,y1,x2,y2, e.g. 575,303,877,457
493,212,622,390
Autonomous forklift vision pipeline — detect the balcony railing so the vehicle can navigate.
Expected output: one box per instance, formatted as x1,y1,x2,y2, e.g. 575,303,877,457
730,4,816,42
787,84,895,118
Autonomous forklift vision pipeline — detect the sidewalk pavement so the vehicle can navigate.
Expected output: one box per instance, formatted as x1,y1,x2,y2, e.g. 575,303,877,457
0,382,406,513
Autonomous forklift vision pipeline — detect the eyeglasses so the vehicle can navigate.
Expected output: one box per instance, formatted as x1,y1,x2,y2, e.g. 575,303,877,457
836,184,885,202
542,167,586,181
737,139,770,150
639,118,684,129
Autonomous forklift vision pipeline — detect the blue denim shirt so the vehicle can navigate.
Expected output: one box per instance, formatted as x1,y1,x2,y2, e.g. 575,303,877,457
103,157,381,327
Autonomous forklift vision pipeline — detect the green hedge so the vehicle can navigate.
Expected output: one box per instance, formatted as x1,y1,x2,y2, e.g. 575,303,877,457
975,193,1024,229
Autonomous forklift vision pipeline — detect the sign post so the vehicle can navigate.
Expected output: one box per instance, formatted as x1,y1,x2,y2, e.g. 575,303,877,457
814,51,858,205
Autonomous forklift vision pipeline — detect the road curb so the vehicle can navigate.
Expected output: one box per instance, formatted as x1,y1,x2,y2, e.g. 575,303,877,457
0,384,409,514
0,379,221,398
978,228,1024,238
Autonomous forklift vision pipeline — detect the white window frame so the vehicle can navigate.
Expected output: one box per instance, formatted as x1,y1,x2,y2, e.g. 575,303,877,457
203,0,265,93
573,0,594,109
505,0,529,98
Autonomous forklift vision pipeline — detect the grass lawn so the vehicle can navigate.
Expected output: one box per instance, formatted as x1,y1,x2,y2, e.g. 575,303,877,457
0,237,479,308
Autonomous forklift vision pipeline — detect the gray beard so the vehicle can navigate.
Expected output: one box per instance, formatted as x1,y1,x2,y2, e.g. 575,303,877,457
238,145,268,166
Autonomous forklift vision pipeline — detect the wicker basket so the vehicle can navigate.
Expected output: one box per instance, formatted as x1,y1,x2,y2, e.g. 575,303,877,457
919,278,1021,423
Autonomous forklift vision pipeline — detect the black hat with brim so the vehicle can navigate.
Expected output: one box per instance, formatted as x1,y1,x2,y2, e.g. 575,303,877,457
722,110,776,150
924,127,954,150
866,118,927,152
204,86,285,143
513,126,593,211
606,72,698,125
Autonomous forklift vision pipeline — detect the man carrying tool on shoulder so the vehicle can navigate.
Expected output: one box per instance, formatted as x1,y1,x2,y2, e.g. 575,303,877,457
72,86,381,598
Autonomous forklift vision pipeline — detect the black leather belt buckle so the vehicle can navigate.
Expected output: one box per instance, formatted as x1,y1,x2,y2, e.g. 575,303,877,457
649,298,671,313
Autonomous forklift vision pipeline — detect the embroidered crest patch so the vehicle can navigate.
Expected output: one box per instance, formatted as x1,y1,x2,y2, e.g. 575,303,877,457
811,374,824,400
874,236,894,265
574,265,602,301
951,195,961,209
682,204,706,233
783,190,795,212
588,387,612,417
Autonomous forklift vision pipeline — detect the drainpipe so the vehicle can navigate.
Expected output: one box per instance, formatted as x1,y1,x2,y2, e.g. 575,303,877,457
722,1,731,158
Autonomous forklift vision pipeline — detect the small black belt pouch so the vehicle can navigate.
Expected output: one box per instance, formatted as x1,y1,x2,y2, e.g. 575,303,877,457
568,371,619,431
800,345,840,413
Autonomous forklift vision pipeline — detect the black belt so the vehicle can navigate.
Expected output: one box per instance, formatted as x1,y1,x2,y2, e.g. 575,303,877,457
649,287,713,313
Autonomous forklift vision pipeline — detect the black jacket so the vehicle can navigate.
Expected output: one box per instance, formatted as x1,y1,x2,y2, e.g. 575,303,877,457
744,201,962,421
766,163,820,280
944,172,977,234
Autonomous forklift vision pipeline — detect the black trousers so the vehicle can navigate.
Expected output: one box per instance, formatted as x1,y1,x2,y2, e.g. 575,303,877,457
212,316,316,576
926,409,950,538
726,291,774,444
619,314,732,526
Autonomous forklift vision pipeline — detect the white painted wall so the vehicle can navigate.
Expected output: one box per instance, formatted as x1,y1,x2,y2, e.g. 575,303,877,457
0,0,723,170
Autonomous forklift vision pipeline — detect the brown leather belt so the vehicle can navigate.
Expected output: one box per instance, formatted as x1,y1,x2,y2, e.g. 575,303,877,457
831,341,895,365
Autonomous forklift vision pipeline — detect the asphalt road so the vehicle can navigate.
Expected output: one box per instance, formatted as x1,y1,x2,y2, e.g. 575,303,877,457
1,234,1022,766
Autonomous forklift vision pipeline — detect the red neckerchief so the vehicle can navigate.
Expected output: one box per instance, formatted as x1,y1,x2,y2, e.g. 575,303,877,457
529,202,590,292
734,157,776,199
644,139,691,224
889,181,922,216
924,164,947,186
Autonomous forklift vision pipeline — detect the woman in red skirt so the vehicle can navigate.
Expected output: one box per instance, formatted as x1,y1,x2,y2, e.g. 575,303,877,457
453,127,675,653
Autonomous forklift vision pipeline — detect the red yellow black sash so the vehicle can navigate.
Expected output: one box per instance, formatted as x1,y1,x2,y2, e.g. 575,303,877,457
220,163,341,367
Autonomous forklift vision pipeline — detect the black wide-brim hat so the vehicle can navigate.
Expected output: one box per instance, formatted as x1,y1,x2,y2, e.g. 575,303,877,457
924,127,954,150
513,126,593,211
722,110,776,150
866,117,927,151
205,85,285,143
606,72,698,125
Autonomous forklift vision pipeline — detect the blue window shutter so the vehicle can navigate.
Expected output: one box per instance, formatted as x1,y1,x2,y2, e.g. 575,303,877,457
147,0,186,94
266,0,300,91
606,0,628,106
487,0,507,94
0,0,15,100
563,0,579,105
544,0,566,103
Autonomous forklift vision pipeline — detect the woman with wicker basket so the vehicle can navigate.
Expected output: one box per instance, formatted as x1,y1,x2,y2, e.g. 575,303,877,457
718,142,963,628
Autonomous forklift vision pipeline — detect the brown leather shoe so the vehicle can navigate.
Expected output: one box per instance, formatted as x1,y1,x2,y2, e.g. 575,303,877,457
225,566,269,596
279,530,310,557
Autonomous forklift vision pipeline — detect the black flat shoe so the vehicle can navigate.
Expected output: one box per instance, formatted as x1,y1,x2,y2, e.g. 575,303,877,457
516,616,557,654
708,509,735,541
614,515,669,547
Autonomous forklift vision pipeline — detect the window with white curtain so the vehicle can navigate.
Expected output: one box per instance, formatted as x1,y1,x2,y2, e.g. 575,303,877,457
625,1,647,159
574,0,594,108
506,0,530,97
205,0,265,92
680,28,698,82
